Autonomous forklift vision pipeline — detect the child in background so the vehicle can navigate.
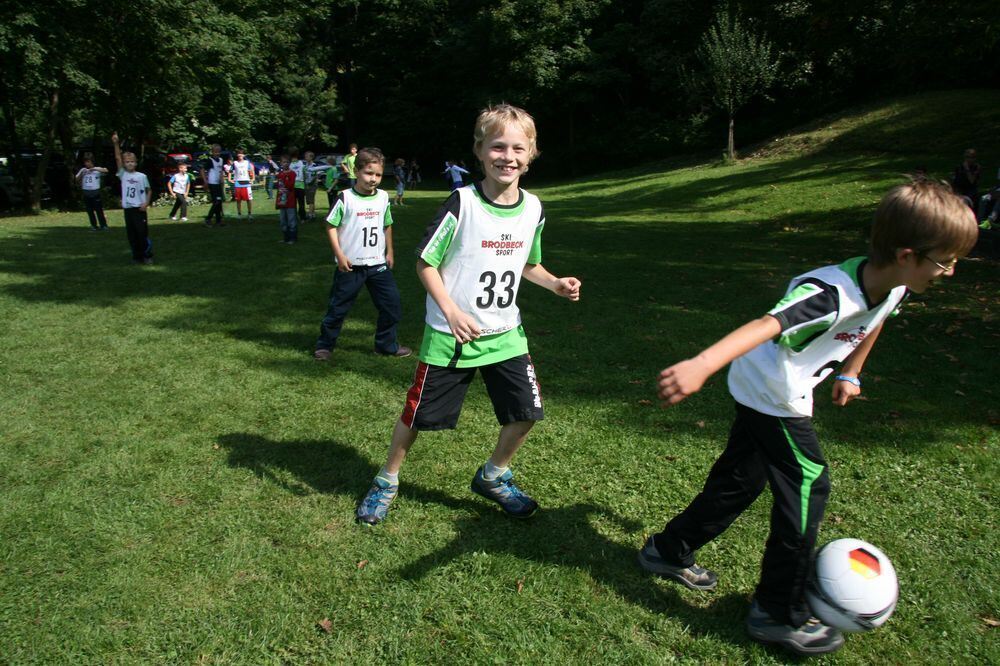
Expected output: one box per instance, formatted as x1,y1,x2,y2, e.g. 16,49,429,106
168,162,191,221
355,105,581,526
392,158,407,206
641,179,978,656
231,149,255,221
341,143,358,187
203,144,226,227
275,156,298,244
324,155,340,212
313,147,410,362
303,150,321,221
112,131,154,264
76,152,109,231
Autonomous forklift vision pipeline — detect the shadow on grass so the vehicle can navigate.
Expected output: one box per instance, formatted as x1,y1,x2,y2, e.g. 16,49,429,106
217,431,759,649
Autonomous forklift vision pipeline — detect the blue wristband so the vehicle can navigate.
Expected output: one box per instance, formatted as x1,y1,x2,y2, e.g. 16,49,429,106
835,375,861,387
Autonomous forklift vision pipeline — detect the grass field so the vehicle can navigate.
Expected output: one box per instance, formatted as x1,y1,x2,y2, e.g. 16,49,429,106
1,90,998,664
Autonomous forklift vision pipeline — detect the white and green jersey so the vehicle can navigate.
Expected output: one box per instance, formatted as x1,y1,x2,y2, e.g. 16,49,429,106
117,168,150,209
416,183,544,367
232,159,252,182
729,257,907,418
326,188,393,266
77,168,102,191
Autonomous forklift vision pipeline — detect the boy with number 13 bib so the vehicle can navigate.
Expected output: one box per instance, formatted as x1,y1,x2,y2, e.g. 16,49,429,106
356,104,582,525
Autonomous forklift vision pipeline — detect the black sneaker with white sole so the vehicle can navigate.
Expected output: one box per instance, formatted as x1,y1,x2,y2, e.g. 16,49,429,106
745,598,845,656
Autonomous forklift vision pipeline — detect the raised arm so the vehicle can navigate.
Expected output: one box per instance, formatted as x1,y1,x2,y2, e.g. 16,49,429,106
416,259,480,343
111,132,123,171
658,315,782,406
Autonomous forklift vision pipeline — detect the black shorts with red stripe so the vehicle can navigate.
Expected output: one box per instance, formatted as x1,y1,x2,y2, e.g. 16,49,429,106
401,354,544,430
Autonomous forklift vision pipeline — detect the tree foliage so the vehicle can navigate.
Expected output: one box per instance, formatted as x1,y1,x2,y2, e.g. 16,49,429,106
0,0,997,209
687,5,778,159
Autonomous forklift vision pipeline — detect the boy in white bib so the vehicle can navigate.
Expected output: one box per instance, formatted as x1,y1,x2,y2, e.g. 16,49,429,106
112,131,153,265
356,105,582,526
642,180,978,657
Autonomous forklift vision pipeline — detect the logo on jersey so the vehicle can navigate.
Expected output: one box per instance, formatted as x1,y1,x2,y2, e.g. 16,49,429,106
834,325,867,348
482,233,524,256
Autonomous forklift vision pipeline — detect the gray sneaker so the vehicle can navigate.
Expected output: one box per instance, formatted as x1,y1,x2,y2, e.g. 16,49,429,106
745,599,845,656
637,536,718,591
470,466,538,517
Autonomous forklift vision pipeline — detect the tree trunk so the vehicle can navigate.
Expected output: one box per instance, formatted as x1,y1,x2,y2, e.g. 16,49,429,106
727,115,735,161
31,89,59,214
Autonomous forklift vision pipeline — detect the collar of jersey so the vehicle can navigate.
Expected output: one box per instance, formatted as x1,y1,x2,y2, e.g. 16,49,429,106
351,187,379,199
839,256,886,309
472,181,525,217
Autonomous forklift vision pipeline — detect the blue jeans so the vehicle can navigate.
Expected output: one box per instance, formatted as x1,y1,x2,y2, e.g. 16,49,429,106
279,208,298,241
316,263,402,353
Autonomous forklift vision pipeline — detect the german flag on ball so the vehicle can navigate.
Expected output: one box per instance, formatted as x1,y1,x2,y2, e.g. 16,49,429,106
849,548,882,579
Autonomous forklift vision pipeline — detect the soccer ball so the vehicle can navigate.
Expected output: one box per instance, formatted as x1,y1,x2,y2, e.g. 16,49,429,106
806,538,898,632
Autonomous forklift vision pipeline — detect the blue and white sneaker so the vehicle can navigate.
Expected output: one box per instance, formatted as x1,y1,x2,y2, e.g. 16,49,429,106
356,477,398,525
470,467,538,517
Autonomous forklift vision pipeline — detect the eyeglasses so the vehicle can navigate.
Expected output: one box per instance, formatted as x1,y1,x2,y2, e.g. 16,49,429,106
923,255,958,272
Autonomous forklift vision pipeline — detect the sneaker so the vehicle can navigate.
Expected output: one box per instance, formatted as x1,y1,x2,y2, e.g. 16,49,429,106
375,346,412,358
142,258,154,265
637,536,718,591
470,466,538,517
247,214,253,221
100,226,110,231
181,217,188,222
745,599,844,656
313,348,331,361
356,477,398,525
89,227,98,232
170,216,177,221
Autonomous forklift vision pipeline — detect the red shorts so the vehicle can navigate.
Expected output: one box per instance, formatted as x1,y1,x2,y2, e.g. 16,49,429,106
234,184,253,201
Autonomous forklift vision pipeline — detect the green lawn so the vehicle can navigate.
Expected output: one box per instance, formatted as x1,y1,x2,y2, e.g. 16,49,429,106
1,91,998,664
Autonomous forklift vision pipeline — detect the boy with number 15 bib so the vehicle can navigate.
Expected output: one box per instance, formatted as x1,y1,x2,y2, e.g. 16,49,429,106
356,104,582,525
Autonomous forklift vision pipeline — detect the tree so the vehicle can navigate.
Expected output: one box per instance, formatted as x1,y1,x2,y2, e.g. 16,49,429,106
688,5,778,160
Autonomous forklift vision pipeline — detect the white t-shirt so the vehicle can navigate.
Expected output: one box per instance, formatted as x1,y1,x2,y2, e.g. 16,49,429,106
170,173,189,195
117,168,150,209
728,257,907,418
290,160,305,187
326,188,393,266
77,168,102,191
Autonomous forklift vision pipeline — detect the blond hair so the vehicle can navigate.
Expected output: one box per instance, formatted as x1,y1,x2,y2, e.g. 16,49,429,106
472,104,540,162
870,179,978,266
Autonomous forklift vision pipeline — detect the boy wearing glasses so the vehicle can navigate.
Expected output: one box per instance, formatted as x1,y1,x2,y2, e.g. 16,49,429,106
639,179,977,657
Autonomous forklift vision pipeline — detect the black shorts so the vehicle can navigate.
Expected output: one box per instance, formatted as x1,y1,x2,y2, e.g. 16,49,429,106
400,354,544,430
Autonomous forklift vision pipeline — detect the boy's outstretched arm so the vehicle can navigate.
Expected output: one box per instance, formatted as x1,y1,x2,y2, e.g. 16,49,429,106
111,132,123,171
831,321,883,407
522,263,581,301
416,259,481,343
658,315,781,406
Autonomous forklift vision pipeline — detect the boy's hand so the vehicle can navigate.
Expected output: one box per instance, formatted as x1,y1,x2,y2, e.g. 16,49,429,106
657,358,711,406
139,202,148,212
386,250,395,269
554,276,581,301
111,131,119,144
336,253,353,272
832,379,861,407
445,307,481,344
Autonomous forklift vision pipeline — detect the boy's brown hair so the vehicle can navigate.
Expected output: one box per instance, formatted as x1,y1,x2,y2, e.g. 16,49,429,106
355,147,385,172
473,103,540,162
869,179,978,266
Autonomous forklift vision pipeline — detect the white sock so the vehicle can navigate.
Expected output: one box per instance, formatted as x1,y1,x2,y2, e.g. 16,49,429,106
482,460,508,481
377,467,398,484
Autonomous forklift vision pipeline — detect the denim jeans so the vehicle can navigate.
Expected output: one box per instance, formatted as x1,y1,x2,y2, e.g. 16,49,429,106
316,263,402,353
279,208,298,242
